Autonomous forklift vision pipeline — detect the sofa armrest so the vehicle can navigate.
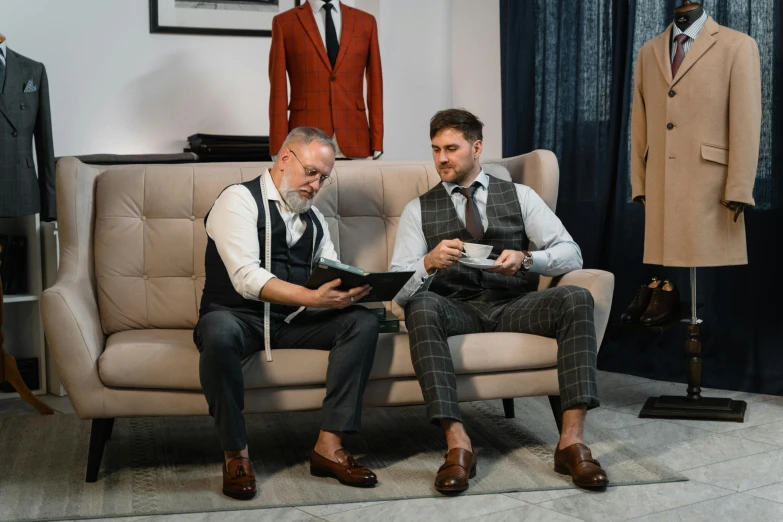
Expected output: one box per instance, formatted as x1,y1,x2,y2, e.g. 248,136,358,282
42,285,106,418
41,157,107,419
551,269,615,349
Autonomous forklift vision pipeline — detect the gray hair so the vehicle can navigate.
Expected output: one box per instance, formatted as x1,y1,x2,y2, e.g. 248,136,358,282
281,127,336,154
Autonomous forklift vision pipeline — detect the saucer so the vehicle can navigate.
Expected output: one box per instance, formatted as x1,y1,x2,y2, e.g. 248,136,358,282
458,257,499,270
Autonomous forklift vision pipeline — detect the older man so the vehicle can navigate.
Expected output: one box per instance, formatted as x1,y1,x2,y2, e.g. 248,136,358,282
390,109,608,494
195,127,380,500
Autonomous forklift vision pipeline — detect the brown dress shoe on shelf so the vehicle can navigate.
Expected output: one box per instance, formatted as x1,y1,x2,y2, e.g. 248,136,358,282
222,457,257,500
621,277,661,323
435,448,477,494
554,443,608,488
640,280,680,326
310,449,378,487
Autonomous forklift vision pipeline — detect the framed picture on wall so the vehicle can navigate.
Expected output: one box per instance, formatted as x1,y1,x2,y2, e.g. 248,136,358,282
150,0,302,37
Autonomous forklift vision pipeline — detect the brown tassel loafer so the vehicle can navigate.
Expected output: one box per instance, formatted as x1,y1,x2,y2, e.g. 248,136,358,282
310,449,378,487
554,443,608,488
222,457,257,500
435,448,477,494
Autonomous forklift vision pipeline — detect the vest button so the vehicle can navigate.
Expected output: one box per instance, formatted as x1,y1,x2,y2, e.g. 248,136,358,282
667,123,674,130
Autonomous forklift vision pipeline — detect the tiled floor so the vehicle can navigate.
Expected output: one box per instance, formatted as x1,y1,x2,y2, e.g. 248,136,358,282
2,371,783,522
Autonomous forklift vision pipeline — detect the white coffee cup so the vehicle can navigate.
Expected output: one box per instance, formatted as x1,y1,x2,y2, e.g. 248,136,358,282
463,242,493,259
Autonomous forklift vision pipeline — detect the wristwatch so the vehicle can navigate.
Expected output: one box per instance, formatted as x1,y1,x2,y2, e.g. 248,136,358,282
521,250,534,271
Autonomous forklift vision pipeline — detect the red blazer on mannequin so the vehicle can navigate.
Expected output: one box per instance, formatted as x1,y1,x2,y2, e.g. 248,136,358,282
269,2,383,157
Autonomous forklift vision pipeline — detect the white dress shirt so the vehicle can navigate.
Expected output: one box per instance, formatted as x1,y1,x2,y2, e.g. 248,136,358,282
671,10,708,62
205,169,338,301
0,40,7,65
390,170,583,306
308,0,342,48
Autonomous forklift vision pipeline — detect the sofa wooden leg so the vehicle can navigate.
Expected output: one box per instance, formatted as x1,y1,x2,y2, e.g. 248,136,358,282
502,398,515,419
548,395,563,434
105,418,115,441
85,418,114,482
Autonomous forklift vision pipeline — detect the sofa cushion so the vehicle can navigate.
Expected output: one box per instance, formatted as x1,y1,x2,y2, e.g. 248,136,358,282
98,328,557,390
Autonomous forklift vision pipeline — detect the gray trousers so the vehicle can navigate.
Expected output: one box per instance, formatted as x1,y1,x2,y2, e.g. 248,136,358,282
404,286,600,423
194,304,380,451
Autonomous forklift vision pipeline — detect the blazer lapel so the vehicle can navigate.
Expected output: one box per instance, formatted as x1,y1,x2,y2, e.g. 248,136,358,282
652,24,674,85
671,16,719,87
295,4,333,72
333,3,355,72
0,49,20,130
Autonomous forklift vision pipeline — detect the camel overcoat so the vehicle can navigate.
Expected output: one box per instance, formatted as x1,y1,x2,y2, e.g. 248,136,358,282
631,17,761,267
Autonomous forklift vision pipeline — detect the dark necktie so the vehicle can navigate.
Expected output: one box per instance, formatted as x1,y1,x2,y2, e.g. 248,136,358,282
671,34,689,77
323,0,339,69
454,182,484,240
0,48,5,94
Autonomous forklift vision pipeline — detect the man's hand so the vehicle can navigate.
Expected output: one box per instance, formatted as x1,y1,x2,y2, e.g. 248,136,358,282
423,238,465,274
309,279,372,309
487,250,525,276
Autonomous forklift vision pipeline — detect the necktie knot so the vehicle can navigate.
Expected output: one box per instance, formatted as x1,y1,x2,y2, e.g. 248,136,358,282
454,182,480,200
675,34,689,45
324,1,334,11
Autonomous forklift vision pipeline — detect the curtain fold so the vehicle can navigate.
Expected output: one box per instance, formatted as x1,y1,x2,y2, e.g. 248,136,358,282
501,0,783,394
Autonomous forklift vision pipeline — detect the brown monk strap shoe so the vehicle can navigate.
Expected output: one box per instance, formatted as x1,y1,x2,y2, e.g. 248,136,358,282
310,449,378,487
554,443,608,488
435,448,477,494
222,457,257,500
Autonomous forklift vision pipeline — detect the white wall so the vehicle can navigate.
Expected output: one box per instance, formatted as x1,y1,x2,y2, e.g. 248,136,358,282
451,0,503,159
377,0,452,160
0,0,501,159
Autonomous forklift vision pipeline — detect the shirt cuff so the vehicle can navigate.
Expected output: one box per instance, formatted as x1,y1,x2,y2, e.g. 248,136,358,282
243,270,277,301
413,256,433,284
529,251,549,274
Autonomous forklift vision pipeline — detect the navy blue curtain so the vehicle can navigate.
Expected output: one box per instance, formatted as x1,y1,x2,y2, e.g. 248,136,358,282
500,0,783,394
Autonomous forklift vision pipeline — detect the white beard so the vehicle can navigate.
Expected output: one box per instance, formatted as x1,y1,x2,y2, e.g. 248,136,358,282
280,174,314,214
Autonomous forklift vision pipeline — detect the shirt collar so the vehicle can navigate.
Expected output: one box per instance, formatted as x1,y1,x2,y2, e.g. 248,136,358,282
442,169,489,195
263,169,282,202
309,0,341,16
0,41,6,65
672,10,708,41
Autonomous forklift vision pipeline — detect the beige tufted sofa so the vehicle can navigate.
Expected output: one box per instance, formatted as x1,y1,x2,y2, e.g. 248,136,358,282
42,151,614,482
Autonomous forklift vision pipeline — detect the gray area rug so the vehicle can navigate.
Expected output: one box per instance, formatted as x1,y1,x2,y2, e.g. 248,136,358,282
0,398,685,521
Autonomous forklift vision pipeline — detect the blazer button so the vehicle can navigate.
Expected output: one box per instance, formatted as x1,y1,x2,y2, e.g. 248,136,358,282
11,131,17,137
331,76,336,82
20,104,25,110
667,123,674,130
668,90,676,97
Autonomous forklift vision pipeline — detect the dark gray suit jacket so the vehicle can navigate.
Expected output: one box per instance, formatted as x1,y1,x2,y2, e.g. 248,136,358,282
0,48,56,221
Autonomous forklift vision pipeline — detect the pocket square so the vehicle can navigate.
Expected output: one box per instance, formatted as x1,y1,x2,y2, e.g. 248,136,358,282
23,80,37,93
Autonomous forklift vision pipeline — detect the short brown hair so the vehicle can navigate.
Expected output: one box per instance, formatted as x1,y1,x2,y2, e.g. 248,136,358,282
430,109,484,143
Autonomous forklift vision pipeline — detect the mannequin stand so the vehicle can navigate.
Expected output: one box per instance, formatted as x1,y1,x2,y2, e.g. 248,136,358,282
639,267,746,422
0,275,53,415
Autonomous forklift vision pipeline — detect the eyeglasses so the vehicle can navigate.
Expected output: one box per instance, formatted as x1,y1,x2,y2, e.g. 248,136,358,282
289,149,332,186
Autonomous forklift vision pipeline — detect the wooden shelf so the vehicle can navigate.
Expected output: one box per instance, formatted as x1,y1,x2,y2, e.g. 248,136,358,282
3,294,39,304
